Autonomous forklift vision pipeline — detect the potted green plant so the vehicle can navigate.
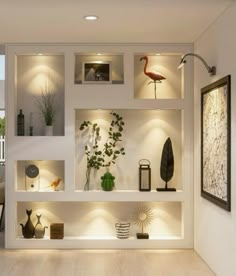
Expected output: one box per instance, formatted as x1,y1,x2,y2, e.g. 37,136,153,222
79,111,125,191
36,82,56,136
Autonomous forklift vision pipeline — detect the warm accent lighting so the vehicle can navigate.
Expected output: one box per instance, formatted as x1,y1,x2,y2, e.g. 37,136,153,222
178,53,216,76
84,15,99,21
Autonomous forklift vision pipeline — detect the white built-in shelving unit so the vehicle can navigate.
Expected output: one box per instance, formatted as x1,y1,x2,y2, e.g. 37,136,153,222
5,44,193,249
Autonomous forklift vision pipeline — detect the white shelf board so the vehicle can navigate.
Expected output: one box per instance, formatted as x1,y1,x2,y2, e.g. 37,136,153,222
13,235,184,249
15,190,184,202
73,96,185,110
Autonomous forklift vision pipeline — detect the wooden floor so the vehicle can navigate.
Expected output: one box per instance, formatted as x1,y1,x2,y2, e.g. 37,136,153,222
0,234,215,276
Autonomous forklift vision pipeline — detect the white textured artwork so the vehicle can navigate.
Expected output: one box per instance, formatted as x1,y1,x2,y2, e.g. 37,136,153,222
202,85,228,201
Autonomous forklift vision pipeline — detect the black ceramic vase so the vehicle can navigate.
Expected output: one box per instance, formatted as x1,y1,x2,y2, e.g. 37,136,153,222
20,209,35,239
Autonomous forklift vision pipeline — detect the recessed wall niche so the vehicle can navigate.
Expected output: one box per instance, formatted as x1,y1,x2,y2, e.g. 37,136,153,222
15,54,65,136
75,109,183,191
134,54,183,99
17,201,182,239
74,53,124,84
16,160,65,192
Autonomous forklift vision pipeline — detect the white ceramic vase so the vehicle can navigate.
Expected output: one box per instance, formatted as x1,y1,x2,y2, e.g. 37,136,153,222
45,125,53,136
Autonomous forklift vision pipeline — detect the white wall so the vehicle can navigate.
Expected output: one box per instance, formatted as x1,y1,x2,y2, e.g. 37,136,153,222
194,2,236,276
16,55,64,136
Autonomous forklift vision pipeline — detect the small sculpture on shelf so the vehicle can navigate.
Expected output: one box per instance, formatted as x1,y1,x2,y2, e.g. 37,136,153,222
35,213,48,239
20,209,35,239
140,56,166,99
132,205,153,239
101,169,115,191
50,178,62,191
157,137,176,192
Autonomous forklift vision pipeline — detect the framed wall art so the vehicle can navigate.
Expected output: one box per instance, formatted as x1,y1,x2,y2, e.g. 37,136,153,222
201,75,231,211
82,61,112,84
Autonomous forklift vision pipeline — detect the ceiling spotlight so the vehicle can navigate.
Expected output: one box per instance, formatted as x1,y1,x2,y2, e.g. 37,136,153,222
178,53,216,76
83,15,98,21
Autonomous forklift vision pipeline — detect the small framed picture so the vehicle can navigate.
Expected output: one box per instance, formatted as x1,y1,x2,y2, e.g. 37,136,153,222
82,61,112,84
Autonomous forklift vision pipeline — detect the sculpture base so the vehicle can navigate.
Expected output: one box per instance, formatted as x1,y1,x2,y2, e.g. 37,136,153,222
136,233,149,239
156,188,176,192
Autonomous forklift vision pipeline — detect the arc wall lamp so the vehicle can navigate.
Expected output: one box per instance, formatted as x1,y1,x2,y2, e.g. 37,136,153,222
178,53,216,76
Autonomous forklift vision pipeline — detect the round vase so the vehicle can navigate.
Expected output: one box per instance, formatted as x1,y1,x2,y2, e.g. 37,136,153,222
115,221,130,239
45,125,53,136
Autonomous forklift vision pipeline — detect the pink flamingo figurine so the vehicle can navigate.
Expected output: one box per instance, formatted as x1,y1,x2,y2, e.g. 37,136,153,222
140,56,166,99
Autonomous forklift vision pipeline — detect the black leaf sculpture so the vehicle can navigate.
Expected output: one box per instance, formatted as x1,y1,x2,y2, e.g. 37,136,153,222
157,137,176,192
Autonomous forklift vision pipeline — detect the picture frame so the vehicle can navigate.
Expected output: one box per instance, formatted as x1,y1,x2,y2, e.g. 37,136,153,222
82,61,112,84
201,75,231,211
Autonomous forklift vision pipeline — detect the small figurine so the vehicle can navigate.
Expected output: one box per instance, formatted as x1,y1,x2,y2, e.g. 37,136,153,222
132,205,153,239
35,214,48,239
101,171,115,191
20,209,35,239
50,178,62,191
140,56,166,99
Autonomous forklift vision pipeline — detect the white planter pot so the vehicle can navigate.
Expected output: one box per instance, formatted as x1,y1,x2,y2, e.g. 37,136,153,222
45,125,53,136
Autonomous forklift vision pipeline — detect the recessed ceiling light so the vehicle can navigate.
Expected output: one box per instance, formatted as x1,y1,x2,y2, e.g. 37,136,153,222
155,53,161,56
84,15,98,21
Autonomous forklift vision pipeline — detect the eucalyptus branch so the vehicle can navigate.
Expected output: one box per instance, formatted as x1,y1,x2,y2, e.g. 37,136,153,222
79,121,105,170
103,112,125,167
79,111,125,171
